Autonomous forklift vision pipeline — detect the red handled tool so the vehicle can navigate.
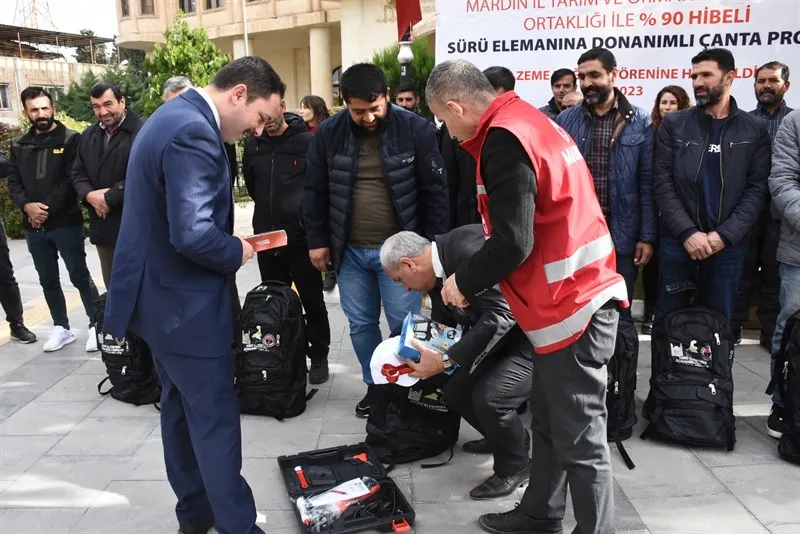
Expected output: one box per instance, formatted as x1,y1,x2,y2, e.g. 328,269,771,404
294,465,309,489
381,363,414,384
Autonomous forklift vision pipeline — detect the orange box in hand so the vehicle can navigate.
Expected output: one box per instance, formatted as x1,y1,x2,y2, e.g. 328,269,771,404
244,230,288,252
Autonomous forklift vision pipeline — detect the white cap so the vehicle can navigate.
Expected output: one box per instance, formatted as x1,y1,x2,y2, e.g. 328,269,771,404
370,336,420,387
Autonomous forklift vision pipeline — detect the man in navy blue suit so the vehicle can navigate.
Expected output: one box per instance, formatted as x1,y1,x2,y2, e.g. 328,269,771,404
103,57,286,534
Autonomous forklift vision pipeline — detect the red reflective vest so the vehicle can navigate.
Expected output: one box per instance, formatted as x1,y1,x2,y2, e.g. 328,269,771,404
461,91,629,354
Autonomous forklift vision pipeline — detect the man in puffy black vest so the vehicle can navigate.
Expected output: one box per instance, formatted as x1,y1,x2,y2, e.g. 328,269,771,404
381,225,532,500
304,63,450,418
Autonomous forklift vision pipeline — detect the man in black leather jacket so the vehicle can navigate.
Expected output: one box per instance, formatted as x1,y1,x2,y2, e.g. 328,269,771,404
653,48,771,323
380,225,532,500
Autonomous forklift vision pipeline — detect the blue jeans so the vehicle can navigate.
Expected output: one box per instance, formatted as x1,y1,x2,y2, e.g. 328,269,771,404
338,246,422,383
655,234,748,324
770,262,800,406
25,225,98,329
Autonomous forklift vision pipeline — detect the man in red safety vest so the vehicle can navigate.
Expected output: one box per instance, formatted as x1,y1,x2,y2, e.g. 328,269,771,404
422,59,628,534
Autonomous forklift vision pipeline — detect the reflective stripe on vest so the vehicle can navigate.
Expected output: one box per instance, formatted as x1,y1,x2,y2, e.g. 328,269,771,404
543,233,615,284
524,277,628,350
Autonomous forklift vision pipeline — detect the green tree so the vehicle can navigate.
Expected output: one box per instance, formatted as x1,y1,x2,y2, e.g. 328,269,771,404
140,16,231,116
73,29,109,64
56,64,148,122
116,47,146,71
371,40,435,117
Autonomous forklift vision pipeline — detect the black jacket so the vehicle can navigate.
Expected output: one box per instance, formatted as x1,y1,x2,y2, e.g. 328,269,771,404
391,224,532,373
439,122,480,228
71,112,145,245
8,121,83,231
304,104,450,269
0,154,10,178
243,113,312,244
653,97,771,246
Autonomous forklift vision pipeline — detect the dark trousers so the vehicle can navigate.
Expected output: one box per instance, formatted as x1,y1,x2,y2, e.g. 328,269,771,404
733,212,781,339
656,234,749,325
229,275,241,348
642,249,660,317
615,253,636,324
257,245,330,362
153,350,263,534
25,225,98,329
0,222,24,325
96,244,115,290
519,304,619,534
443,342,533,477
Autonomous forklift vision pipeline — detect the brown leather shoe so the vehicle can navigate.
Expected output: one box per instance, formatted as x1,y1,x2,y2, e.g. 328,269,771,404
179,516,215,534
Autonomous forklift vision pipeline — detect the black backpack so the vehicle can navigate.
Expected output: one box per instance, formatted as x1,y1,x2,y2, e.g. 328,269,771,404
607,319,639,469
235,281,317,420
94,293,162,409
642,306,736,450
365,374,461,469
766,312,800,464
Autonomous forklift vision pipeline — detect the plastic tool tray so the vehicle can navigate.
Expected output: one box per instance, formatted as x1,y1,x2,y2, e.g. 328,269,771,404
277,442,415,534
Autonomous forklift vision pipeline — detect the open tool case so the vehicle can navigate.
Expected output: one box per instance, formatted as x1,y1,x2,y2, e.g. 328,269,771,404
277,442,415,533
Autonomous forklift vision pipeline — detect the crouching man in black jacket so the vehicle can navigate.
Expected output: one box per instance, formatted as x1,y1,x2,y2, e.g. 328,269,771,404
243,100,331,384
654,48,771,323
380,225,532,500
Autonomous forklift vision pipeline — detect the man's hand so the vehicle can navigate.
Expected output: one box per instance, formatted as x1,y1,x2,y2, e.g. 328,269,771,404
441,274,468,308
707,231,726,255
237,235,255,265
683,232,713,261
633,241,654,266
23,202,48,226
86,189,111,218
309,247,331,272
406,340,446,380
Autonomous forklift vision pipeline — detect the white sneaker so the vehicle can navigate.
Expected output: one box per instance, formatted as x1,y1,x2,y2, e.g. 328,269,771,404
43,326,76,352
85,326,99,352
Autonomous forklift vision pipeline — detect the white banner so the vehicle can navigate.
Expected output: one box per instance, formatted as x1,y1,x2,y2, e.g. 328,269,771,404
434,0,800,110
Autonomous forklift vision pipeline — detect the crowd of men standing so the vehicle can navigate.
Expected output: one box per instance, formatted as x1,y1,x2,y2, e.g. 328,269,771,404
0,44,798,534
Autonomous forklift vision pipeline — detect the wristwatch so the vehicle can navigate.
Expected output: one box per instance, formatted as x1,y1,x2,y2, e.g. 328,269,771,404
441,353,453,370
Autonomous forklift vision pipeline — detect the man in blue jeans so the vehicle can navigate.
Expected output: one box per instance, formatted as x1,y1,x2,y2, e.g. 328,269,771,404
7,87,99,353
653,48,770,322
766,108,800,438
304,64,449,418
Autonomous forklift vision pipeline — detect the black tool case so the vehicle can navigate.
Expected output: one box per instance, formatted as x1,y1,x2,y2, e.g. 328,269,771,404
277,442,415,533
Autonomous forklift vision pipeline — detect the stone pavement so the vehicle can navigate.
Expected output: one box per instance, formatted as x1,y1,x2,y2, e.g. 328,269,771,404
1,203,799,533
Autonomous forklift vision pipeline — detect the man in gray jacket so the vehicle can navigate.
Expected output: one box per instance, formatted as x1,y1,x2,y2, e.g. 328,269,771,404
767,108,800,439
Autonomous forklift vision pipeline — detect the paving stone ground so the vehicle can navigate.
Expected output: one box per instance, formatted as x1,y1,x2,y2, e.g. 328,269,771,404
0,202,798,533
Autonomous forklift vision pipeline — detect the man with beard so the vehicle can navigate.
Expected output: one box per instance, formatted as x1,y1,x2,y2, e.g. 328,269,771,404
7,87,99,352
557,47,656,327
732,62,793,347
395,83,421,114
538,68,577,120
71,82,144,291
304,63,449,418
653,48,771,324
243,86,331,384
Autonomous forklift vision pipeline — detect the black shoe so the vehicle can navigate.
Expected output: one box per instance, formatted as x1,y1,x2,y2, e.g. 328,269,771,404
767,405,785,439
179,516,215,534
478,507,563,534
463,438,492,454
354,385,375,418
641,313,654,335
470,462,531,500
309,360,329,384
10,323,36,344
323,272,336,292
